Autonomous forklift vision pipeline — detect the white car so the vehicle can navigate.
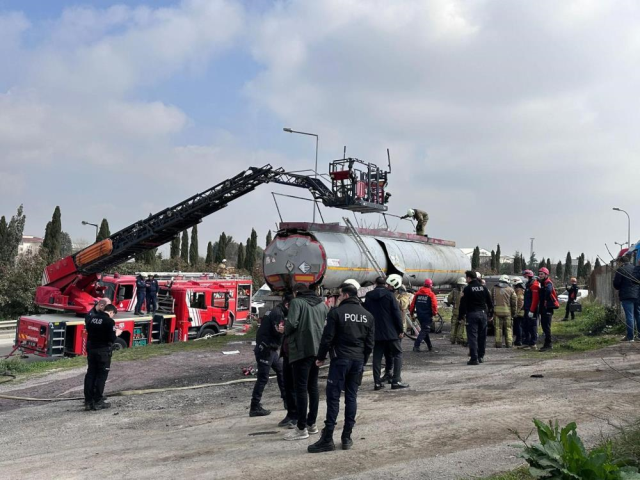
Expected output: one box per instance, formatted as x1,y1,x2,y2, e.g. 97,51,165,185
558,289,588,304
251,284,272,316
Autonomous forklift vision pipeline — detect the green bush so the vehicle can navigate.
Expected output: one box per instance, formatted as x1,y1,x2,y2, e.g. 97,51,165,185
519,419,640,479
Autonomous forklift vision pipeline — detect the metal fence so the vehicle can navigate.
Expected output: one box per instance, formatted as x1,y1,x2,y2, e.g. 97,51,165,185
589,265,622,319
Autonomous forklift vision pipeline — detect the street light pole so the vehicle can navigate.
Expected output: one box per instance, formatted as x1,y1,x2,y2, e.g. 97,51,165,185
283,127,319,223
82,220,99,241
612,207,631,248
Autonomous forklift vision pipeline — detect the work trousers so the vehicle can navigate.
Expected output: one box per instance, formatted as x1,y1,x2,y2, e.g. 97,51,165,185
414,317,433,350
523,314,538,346
451,316,467,344
494,315,513,347
563,301,575,320
325,358,363,432
513,316,524,345
84,347,112,404
134,293,146,314
373,340,402,385
251,348,285,406
146,294,157,314
620,299,640,340
291,356,320,430
540,310,553,347
281,354,297,418
466,311,487,362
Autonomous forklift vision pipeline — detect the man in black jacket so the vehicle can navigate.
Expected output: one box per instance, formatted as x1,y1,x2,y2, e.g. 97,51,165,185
250,295,292,417
563,277,579,321
308,282,375,453
84,304,119,411
613,256,640,342
365,277,409,390
459,270,493,365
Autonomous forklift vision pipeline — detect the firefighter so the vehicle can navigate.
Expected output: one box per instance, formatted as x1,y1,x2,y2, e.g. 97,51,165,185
134,273,147,315
491,275,517,348
308,282,375,453
520,270,540,350
395,285,412,333
250,294,291,417
449,277,467,345
563,277,579,321
512,278,525,346
84,304,120,410
458,270,493,365
146,275,159,314
537,267,558,351
410,279,438,352
401,208,429,236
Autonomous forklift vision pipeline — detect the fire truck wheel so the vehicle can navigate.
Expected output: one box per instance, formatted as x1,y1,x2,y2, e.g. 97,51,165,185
199,327,218,339
112,338,128,350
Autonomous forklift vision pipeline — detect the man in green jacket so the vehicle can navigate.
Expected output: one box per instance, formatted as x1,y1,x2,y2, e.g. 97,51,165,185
284,283,329,441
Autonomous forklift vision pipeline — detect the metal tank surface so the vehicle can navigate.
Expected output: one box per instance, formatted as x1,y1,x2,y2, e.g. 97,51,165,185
263,222,470,292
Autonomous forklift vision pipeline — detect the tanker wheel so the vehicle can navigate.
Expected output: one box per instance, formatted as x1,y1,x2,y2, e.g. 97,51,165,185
432,313,445,334
112,338,128,350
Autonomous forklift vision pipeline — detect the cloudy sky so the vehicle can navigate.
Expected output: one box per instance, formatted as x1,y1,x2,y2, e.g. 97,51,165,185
1,0,638,263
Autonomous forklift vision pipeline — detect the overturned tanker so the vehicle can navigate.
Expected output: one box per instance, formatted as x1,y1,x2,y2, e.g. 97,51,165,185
263,222,470,292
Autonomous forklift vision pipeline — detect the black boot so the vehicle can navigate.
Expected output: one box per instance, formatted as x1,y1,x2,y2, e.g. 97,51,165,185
249,402,271,417
341,427,353,450
308,428,335,453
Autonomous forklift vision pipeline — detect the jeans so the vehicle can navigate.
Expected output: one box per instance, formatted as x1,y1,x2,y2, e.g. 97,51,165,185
251,348,285,406
540,310,553,347
513,316,524,345
325,358,363,432
291,356,319,430
523,314,538,346
282,354,297,418
84,347,112,404
146,294,157,314
620,299,640,340
373,340,403,384
466,311,487,361
414,317,433,350
134,293,146,314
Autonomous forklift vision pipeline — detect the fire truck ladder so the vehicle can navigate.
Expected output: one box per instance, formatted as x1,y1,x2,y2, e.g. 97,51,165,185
343,217,385,277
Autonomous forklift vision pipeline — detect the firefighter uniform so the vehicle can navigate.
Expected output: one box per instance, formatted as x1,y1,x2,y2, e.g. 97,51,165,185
492,281,517,347
448,288,467,345
402,209,429,236
513,285,525,346
395,289,412,332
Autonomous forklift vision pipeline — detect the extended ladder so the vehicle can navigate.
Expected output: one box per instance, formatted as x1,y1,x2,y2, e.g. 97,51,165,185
342,217,385,277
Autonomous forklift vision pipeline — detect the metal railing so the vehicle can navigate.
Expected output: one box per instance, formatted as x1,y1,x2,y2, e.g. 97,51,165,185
0,320,17,330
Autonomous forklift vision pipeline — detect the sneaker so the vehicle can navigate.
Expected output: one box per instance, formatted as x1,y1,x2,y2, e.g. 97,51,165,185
529,345,538,351
249,404,271,417
621,337,635,342
92,400,111,410
307,430,335,453
284,427,309,441
391,382,410,390
278,415,296,428
478,357,484,364
374,383,385,391
307,424,319,435
467,360,479,366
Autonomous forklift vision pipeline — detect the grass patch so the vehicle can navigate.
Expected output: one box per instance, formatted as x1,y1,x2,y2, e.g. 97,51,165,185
0,329,255,379
475,466,532,480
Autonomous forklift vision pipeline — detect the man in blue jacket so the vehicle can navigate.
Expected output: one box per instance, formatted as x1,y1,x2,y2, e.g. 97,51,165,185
613,256,640,342
365,277,409,390
134,274,147,315
146,275,159,314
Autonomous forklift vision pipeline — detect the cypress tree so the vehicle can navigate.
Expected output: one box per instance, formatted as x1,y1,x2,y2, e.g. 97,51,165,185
556,261,563,280
170,236,180,259
577,253,585,280
60,232,73,257
471,246,480,270
513,251,521,273
214,232,228,263
521,254,527,271
0,216,7,248
41,206,62,261
490,250,496,272
237,242,246,269
564,252,572,281
189,225,199,266
181,230,189,263
496,244,501,273
245,229,258,271
205,241,214,266
595,258,601,269
539,257,545,271
546,258,551,271
97,218,111,242
266,230,273,248
584,261,592,279
0,205,26,266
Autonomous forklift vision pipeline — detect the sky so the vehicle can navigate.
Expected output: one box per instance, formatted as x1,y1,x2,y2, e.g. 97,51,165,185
1,0,639,264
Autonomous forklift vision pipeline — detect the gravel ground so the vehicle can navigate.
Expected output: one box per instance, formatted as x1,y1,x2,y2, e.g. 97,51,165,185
1,333,639,480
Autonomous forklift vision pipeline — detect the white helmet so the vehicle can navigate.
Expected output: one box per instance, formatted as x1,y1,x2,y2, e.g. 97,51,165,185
386,274,403,290
406,208,415,217
476,272,482,279
512,278,524,287
457,277,467,285
499,274,510,284
342,279,361,290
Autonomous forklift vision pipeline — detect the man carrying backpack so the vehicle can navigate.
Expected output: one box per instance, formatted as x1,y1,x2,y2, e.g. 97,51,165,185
537,267,559,352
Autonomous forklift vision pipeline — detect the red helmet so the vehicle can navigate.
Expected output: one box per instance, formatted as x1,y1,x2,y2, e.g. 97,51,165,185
523,270,534,278
424,279,433,287
538,267,550,275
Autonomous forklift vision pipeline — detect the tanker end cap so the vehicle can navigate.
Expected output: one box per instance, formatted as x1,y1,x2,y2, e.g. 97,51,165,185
74,239,114,268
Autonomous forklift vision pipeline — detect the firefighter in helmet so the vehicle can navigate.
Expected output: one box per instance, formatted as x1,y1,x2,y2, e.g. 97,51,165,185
401,208,429,236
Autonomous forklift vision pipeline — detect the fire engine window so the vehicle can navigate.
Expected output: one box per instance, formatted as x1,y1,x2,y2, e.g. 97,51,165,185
212,292,227,308
190,292,207,310
237,284,251,311
120,284,134,300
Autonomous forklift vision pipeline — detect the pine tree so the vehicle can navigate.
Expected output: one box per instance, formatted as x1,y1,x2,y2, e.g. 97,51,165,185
170,236,180,259
189,225,199,266
595,258,601,269
565,252,572,281
237,242,246,269
266,231,273,248
496,244,501,273
556,261,563,280
490,250,496,272
41,206,62,261
472,246,480,270
181,230,189,263
214,232,228,263
97,219,111,241
205,241,214,266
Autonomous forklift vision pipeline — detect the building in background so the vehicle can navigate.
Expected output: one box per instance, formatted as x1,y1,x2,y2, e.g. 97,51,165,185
18,236,44,257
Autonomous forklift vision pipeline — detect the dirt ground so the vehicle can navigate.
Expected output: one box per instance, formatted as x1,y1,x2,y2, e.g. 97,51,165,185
1,333,640,480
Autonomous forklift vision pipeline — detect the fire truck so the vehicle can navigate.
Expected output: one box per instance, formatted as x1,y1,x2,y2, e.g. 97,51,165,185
14,157,392,357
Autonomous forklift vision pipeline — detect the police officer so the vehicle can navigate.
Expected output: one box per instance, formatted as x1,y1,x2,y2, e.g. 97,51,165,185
401,208,429,236
84,304,120,410
449,277,467,345
249,294,291,417
458,270,493,365
308,281,375,453
86,298,111,325
146,275,159,314
134,273,147,315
